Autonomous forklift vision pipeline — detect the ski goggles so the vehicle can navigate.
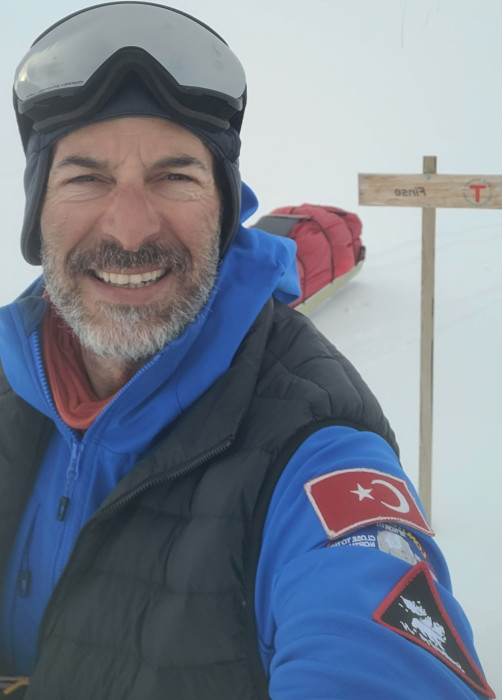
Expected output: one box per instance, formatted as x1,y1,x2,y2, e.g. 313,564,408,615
13,2,247,148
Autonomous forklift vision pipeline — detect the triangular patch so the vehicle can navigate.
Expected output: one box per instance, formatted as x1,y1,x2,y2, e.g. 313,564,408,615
373,562,494,698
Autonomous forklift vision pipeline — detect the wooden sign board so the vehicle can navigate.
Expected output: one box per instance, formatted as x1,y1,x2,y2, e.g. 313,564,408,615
359,173,502,209
358,158,502,523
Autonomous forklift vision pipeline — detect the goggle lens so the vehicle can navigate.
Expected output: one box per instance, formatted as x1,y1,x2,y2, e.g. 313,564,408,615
14,2,246,134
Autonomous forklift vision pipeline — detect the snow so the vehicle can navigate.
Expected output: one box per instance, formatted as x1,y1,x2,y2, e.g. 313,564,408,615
0,0,500,695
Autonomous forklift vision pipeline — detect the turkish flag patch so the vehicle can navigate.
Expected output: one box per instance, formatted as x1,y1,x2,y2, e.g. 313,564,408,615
373,562,495,697
304,468,433,539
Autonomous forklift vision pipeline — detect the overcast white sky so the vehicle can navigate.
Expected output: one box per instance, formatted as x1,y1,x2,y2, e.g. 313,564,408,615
1,0,501,695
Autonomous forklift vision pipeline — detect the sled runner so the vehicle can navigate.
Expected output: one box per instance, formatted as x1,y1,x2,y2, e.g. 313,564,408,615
254,204,365,315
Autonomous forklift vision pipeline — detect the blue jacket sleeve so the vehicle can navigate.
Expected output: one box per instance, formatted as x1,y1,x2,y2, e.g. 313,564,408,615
254,426,494,699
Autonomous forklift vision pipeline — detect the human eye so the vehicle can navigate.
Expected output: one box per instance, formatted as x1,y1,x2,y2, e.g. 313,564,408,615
165,172,193,182
72,174,96,183
59,172,99,186
150,168,205,201
56,172,109,200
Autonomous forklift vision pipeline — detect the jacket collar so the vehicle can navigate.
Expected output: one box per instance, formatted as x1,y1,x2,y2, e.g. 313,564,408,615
97,298,276,511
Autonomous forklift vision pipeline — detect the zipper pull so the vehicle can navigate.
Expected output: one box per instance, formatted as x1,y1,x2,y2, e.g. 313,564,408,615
57,496,70,521
58,442,80,522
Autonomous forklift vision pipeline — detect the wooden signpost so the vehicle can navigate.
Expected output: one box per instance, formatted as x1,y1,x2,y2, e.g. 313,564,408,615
359,158,502,521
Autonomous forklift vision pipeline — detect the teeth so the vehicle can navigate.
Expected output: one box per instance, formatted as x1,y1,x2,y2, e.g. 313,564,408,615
94,268,166,287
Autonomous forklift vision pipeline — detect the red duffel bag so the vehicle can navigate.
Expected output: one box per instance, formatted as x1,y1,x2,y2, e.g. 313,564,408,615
254,204,365,310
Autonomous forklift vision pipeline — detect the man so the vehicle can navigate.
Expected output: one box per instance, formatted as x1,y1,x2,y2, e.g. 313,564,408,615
0,3,494,699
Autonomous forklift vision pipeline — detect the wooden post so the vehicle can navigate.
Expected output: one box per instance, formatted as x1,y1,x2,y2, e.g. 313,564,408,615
358,161,502,523
419,156,437,520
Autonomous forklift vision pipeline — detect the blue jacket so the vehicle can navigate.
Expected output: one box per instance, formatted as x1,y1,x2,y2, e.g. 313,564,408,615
0,184,493,698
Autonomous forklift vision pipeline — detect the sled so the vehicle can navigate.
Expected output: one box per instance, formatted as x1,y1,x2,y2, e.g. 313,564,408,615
254,204,365,315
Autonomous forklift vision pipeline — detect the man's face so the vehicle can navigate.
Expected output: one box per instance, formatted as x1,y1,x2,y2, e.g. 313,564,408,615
41,116,222,362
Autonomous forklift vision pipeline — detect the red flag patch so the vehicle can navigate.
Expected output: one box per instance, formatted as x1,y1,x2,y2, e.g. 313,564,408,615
304,468,433,539
373,562,495,698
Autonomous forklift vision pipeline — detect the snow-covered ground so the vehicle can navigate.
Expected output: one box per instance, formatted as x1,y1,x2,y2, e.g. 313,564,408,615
0,0,500,695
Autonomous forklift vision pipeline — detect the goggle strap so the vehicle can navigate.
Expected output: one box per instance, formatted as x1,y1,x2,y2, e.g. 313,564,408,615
30,64,232,134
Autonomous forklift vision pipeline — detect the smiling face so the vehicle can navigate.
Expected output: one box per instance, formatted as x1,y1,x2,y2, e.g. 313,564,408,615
40,116,222,362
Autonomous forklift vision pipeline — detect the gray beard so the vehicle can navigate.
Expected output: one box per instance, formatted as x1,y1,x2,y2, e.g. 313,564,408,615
41,237,220,363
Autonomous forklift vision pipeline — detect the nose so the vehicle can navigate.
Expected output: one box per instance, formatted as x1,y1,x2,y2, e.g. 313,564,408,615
100,184,162,251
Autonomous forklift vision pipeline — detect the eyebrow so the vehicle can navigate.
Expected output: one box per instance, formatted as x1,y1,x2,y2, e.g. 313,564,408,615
53,154,210,173
152,156,210,172
53,155,106,171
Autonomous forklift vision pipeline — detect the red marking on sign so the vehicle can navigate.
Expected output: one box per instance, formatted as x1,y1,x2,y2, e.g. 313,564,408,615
304,468,433,539
469,183,487,203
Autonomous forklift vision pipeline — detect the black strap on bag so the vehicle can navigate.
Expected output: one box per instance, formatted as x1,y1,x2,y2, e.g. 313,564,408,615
255,214,308,238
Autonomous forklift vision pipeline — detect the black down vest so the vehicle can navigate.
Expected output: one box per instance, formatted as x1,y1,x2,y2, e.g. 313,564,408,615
0,299,398,700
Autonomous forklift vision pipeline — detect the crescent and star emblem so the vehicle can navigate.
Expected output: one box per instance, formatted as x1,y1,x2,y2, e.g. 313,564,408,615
350,479,410,514
304,467,434,538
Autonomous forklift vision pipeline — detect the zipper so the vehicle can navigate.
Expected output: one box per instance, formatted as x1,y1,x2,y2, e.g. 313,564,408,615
56,441,83,522
37,437,232,652
93,439,231,523
31,331,84,526
31,327,158,524
31,331,72,438
33,331,162,522
16,506,40,599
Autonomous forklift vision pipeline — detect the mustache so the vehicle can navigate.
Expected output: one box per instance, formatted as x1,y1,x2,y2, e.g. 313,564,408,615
66,241,192,276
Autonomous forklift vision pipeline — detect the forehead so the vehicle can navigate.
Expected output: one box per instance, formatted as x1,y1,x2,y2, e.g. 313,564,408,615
51,116,214,167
